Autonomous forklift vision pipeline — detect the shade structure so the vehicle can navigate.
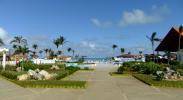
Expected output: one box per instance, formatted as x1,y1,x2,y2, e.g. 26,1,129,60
155,27,183,52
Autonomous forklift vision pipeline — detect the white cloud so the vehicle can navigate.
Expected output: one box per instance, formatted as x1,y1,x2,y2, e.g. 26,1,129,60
91,5,170,27
81,41,96,49
119,9,161,26
91,18,112,28
119,5,170,26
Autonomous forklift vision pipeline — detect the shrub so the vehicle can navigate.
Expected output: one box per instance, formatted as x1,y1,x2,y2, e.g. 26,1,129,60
20,61,37,71
55,71,69,80
155,71,164,81
84,67,89,70
140,62,162,75
0,71,25,79
133,74,183,88
12,80,86,88
117,66,125,74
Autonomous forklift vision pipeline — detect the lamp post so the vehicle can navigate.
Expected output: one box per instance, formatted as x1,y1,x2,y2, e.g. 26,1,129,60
0,48,9,71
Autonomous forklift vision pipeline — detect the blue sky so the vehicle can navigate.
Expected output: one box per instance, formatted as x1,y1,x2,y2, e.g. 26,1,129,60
0,0,182,57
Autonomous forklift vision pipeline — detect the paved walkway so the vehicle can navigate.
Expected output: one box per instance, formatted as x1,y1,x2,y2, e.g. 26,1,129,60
0,64,183,100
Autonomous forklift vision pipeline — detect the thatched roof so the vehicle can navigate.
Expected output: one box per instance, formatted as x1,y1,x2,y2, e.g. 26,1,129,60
155,27,183,52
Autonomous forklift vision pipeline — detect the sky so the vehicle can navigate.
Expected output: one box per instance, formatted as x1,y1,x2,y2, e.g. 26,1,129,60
0,0,182,57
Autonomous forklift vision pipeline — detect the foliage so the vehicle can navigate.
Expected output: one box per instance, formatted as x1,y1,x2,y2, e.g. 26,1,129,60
12,80,86,88
122,61,163,75
155,71,164,81
19,61,37,71
0,71,26,79
133,74,183,88
117,66,125,74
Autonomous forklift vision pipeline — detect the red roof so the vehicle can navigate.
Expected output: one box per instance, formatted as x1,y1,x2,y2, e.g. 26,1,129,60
156,27,183,52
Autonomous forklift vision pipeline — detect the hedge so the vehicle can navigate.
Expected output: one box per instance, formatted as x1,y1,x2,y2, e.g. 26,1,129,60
12,80,86,88
133,74,183,88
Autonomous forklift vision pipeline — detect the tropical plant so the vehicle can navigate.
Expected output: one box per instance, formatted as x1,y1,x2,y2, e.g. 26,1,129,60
139,51,143,55
120,48,125,55
146,32,161,55
112,44,118,56
44,49,49,58
58,36,67,47
53,39,60,49
57,50,62,55
10,36,27,46
32,44,38,50
39,50,43,57
72,49,75,57
32,44,38,58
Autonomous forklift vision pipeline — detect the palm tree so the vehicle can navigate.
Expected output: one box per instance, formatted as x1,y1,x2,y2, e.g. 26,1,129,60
53,39,60,49
32,44,38,50
0,38,4,46
120,48,125,55
32,44,38,58
146,32,161,55
112,44,118,56
57,50,62,55
179,25,183,51
44,49,49,58
72,50,75,57
67,47,72,55
21,46,30,56
139,51,143,55
58,36,67,47
39,50,43,58
10,36,27,46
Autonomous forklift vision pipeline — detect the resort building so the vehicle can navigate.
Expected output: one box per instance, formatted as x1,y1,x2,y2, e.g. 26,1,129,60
155,27,183,63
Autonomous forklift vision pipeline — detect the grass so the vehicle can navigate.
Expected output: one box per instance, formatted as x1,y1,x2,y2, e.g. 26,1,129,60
133,74,183,88
109,72,131,77
79,69,95,71
11,80,87,88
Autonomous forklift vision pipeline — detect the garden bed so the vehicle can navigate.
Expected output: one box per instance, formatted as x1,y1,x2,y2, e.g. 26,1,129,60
0,63,87,88
133,74,183,88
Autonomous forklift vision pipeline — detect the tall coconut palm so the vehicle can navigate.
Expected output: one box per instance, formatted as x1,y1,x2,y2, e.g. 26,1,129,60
57,50,62,55
0,38,4,46
39,50,43,58
32,44,38,58
10,36,27,46
120,48,125,55
179,25,183,51
32,44,38,50
44,48,49,58
53,39,60,49
58,36,67,47
67,47,72,55
112,44,118,56
72,50,75,57
139,51,143,55
146,32,161,55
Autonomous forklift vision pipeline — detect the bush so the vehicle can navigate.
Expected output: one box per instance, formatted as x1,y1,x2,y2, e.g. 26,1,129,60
0,71,25,79
155,71,164,81
133,74,183,88
55,71,69,80
140,62,162,75
20,61,37,71
121,62,163,75
117,66,125,74
37,64,52,70
12,80,86,88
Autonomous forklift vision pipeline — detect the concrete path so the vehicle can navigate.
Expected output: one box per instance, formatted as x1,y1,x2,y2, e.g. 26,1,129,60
0,64,183,100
